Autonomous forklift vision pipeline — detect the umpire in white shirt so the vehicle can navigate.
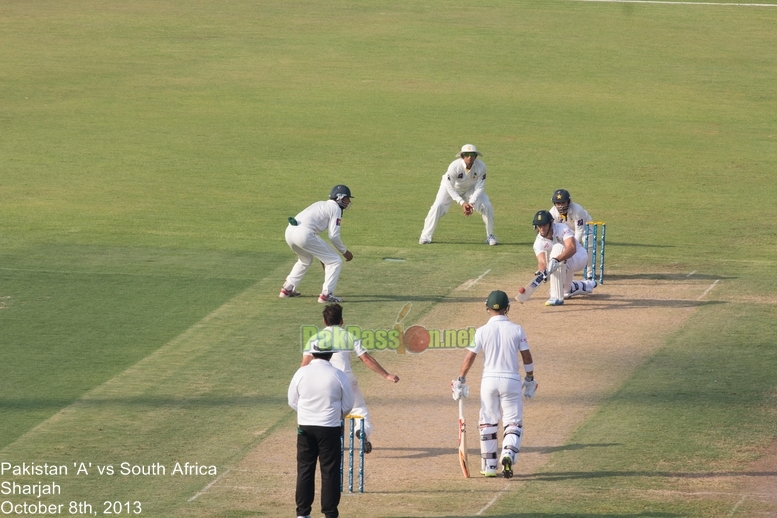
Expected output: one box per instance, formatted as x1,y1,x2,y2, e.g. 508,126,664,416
288,338,354,518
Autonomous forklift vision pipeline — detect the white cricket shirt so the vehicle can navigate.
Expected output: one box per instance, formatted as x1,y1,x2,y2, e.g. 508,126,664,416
441,158,487,204
467,315,529,377
293,199,347,254
288,359,354,427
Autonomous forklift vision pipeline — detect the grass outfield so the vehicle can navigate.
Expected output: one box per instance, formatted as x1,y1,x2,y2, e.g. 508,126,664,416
1,0,776,516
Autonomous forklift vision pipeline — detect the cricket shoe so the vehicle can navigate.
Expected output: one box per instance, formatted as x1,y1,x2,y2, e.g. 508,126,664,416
318,293,343,304
481,467,497,478
501,456,513,479
545,298,564,306
419,237,432,244
279,287,301,298
486,235,498,246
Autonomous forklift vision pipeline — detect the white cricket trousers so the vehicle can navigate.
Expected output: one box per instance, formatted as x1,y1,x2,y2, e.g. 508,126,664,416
548,242,589,296
479,375,523,426
284,224,343,296
348,375,372,439
420,184,495,241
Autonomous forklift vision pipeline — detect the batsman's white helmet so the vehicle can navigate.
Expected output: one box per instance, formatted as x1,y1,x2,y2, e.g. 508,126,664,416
455,144,483,158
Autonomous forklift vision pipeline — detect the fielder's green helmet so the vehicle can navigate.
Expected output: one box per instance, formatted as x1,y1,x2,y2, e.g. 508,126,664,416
533,210,554,227
485,290,510,311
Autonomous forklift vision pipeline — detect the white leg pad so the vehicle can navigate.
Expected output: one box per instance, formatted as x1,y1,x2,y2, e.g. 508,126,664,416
479,423,498,471
501,422,522,464
568,279,597,298
550,263,566,301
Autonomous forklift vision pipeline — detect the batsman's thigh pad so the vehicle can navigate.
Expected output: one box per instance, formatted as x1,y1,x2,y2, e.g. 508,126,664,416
566,245,589,272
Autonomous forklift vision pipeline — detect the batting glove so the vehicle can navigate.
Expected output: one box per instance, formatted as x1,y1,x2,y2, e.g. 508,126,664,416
535,270,548,283
522,377,538,399
451,378,469,400
548,258,560,275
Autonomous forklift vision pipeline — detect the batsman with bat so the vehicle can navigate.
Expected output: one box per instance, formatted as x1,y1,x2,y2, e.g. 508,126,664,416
531,210,597,306
452,290,536,478
419,144,497,246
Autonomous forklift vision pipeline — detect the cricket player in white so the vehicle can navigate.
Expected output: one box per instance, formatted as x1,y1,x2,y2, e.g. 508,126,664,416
452,290,536,478
532,210,597,306
549,189,595,278
280,185,354,304
301,303,400,453
419,144,497,246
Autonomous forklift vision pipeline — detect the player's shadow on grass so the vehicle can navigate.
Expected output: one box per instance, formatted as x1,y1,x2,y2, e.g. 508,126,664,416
571,295,726,309
515,469,777,482
445,511,685,518
0,395,289,410
381,443,619,460
347,295,488,304
443,513,680,517
523,443,621,454
607,273,736,281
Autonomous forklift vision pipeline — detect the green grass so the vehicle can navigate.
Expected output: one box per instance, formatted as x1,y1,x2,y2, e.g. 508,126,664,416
1,0,776,516
491,303,777,516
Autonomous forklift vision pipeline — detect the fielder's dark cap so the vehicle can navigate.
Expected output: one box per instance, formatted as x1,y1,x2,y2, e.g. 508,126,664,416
485,290,510,311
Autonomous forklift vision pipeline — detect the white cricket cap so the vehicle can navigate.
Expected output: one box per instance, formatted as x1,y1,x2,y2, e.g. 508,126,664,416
455,144,482,158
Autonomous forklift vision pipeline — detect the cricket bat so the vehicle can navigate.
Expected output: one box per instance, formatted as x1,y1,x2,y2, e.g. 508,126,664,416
394,302,412,355
458,398,470,478
515,271,547,303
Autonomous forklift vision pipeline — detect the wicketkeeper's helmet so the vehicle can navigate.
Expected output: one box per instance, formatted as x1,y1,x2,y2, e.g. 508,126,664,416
329,184,353,200
532,210,554,227
552,189,571,204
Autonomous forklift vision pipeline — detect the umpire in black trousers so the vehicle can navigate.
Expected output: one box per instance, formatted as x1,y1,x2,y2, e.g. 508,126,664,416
288,338,354,518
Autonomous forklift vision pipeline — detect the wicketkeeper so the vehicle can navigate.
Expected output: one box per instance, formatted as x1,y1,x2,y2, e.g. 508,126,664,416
549,189,595,279
452,290,536,478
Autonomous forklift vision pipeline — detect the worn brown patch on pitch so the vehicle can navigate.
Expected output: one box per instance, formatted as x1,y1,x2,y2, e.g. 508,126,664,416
191,273,740,517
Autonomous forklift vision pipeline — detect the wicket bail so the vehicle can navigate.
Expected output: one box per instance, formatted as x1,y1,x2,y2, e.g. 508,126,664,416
340,415,365,493
583,222,606,284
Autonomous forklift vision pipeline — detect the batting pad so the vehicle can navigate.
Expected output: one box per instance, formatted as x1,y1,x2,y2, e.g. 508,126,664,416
550,263,566,301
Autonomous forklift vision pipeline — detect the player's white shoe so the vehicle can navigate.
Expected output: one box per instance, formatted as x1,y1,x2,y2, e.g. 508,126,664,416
279,287,301,298
545,298,564,306
486,235,498,246
481,467,497,477
318,293,343,304
419,237,432,244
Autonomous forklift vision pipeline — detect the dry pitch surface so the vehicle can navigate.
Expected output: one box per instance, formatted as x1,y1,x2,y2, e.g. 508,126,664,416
193,272,777,517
